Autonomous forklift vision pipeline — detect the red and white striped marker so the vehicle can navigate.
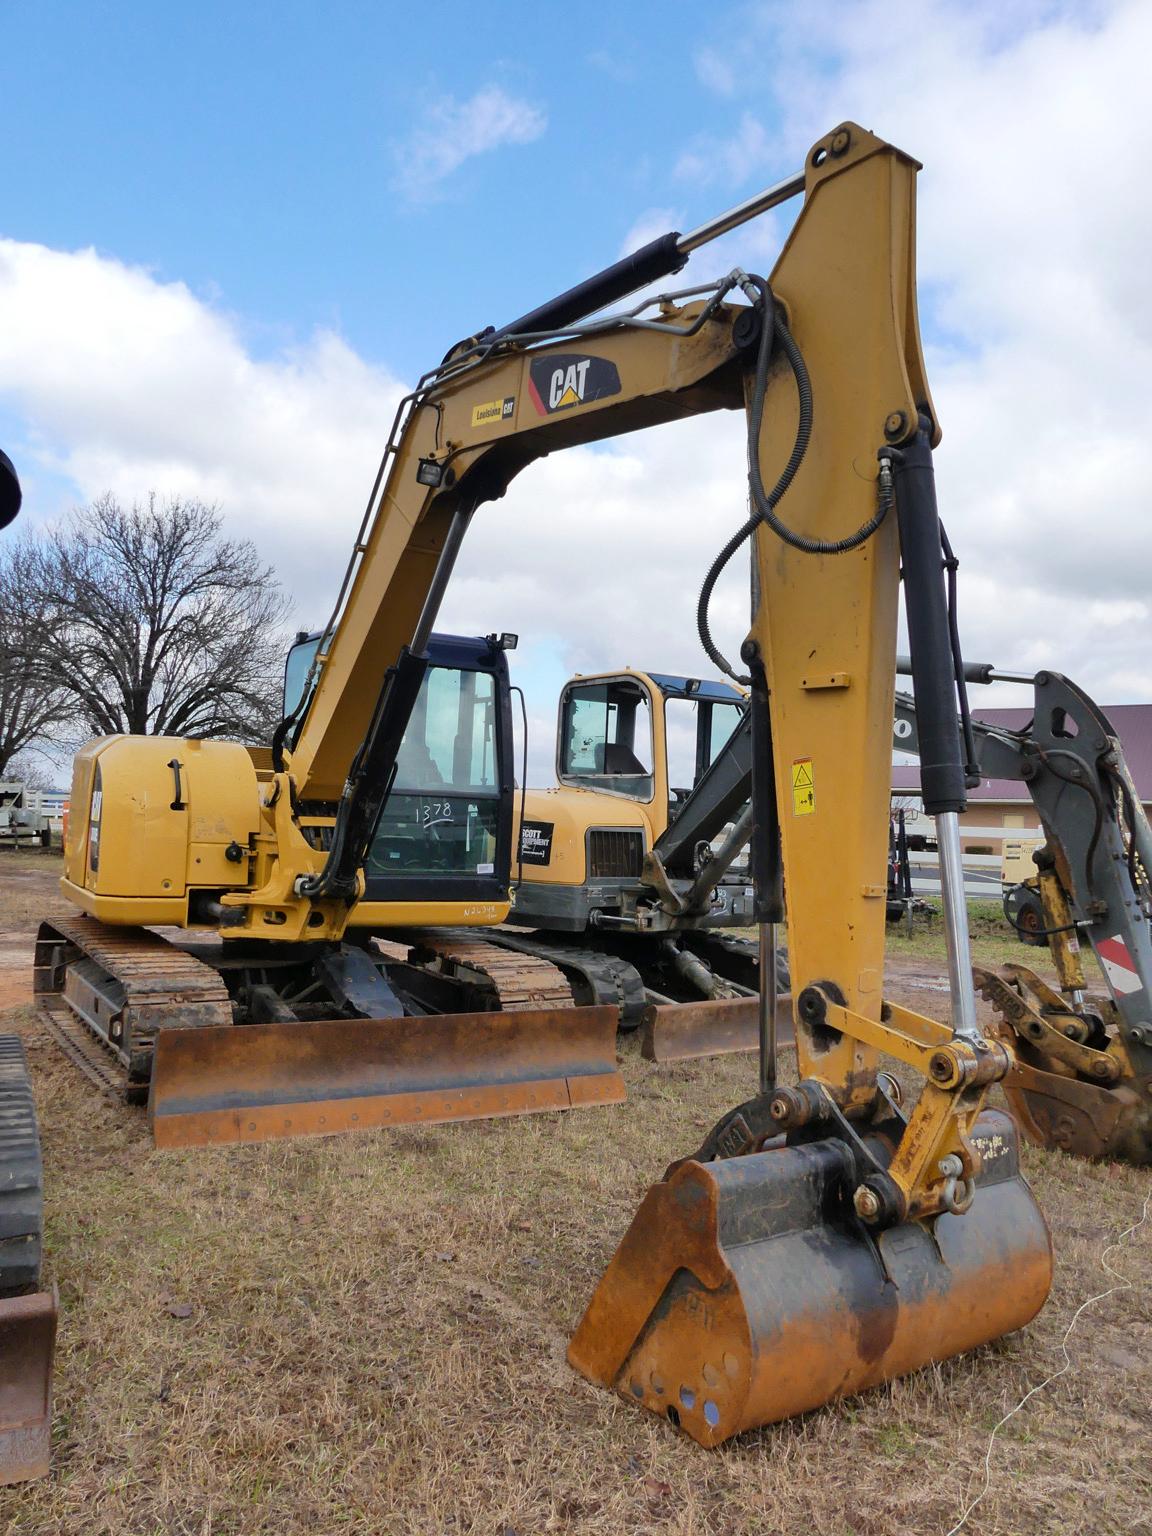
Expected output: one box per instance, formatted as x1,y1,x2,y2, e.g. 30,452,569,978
1096,934,1143,997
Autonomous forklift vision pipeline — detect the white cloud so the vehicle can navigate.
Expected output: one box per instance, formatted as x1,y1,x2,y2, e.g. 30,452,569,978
630,0,1152,712
391,86,546,202
695,47,738,97
0,238,405,622
746,0,1152,704
674,112,774,186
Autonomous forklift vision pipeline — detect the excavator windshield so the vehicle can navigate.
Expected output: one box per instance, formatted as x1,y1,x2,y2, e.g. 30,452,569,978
559,679,654,800
368,666,502,883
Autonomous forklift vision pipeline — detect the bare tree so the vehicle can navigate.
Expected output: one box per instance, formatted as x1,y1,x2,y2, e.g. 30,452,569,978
0,537,73,778
32,495,291,742
2,754,55,791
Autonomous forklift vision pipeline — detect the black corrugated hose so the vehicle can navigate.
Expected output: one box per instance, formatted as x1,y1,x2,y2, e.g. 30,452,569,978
696,276,893,684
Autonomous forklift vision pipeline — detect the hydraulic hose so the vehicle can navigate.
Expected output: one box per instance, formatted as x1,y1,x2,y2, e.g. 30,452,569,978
697,278,893,682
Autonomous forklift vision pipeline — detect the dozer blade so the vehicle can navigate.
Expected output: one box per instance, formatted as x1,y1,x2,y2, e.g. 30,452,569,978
149,1004,623,1148
641,994,793,1063
0,1288,57,1484
1003,1060,1152,1165
569,1110,1051,1445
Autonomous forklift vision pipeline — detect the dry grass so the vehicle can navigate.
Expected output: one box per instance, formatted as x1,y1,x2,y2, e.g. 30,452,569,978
886,900,1044,973
0,850,69,930
0,887,1149,1534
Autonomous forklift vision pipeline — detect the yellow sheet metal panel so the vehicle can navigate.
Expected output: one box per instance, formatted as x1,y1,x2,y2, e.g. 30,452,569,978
58,878,190,926
78,737,259,900
514,786,657,886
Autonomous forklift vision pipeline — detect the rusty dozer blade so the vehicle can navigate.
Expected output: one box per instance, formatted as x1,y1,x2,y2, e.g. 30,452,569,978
149,1004,623,1148
0,1288,57,1484
569,1110,1051,1446
641,994,793,1063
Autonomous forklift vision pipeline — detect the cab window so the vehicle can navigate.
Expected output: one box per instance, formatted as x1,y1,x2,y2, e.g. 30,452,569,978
559,680,653,801
369,666,501,879
664,695,745,795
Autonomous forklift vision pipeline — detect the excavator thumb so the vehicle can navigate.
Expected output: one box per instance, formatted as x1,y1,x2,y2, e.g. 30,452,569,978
569,1110,1050,1445
148,1004,623,1148
976,966,1152,1164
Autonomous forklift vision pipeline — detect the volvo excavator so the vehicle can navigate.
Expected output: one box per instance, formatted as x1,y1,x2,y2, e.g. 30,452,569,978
30,123,1053,1441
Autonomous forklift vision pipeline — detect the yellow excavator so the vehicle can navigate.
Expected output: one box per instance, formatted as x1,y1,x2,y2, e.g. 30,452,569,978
497,662,789,1058
33,122,1052,1440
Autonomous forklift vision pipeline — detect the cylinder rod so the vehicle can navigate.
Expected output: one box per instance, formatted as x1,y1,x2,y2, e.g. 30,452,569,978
897,655,1035,687
936,811,981,1043
678,171,806,254
759,922,779,1094
412,503,475,656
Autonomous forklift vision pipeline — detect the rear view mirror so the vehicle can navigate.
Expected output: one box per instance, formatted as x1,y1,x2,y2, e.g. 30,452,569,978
0,450,21,531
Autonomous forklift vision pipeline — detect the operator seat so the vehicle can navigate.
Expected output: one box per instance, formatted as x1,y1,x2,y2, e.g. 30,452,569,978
594,742,647,776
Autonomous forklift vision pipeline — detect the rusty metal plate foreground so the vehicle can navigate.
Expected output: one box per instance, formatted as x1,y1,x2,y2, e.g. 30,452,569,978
641,994,793,1063
0,1288,57,1485
149,1005,624,1148
569,1110,1052,1445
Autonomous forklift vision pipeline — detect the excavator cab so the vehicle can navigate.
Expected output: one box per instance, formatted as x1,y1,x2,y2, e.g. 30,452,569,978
287,631,515,907
514,667,753,933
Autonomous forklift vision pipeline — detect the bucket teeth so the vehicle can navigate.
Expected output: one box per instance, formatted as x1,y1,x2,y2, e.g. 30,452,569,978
569,1110,1052,1445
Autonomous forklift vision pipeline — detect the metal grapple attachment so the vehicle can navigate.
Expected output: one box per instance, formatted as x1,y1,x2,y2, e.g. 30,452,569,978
977,965,1152,1164
569,1110,1051,1446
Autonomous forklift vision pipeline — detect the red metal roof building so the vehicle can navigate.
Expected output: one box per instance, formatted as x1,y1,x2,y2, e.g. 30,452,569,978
892,702,1152,865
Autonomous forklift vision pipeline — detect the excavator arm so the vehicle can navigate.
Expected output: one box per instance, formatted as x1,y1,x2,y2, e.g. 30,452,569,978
259,123,1000,1227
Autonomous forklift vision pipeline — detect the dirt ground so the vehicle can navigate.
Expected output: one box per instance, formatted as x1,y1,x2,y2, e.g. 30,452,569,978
1,855,1149,1535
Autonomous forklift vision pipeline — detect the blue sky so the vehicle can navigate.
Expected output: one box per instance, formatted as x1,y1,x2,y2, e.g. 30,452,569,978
6,1,796,379
3,0,1150,782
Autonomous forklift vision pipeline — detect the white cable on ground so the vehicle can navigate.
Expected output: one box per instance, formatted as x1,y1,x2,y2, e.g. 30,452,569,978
944,1192,1150,1536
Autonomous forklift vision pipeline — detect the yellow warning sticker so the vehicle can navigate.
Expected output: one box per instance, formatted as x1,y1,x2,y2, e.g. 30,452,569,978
791,758,815,816
471,395,516,429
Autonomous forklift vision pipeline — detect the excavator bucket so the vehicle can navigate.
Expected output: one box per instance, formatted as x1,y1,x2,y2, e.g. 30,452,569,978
0,1289,57,1484
149,1004,623,1148
641,994,793,1064
569,1110,1051,1445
